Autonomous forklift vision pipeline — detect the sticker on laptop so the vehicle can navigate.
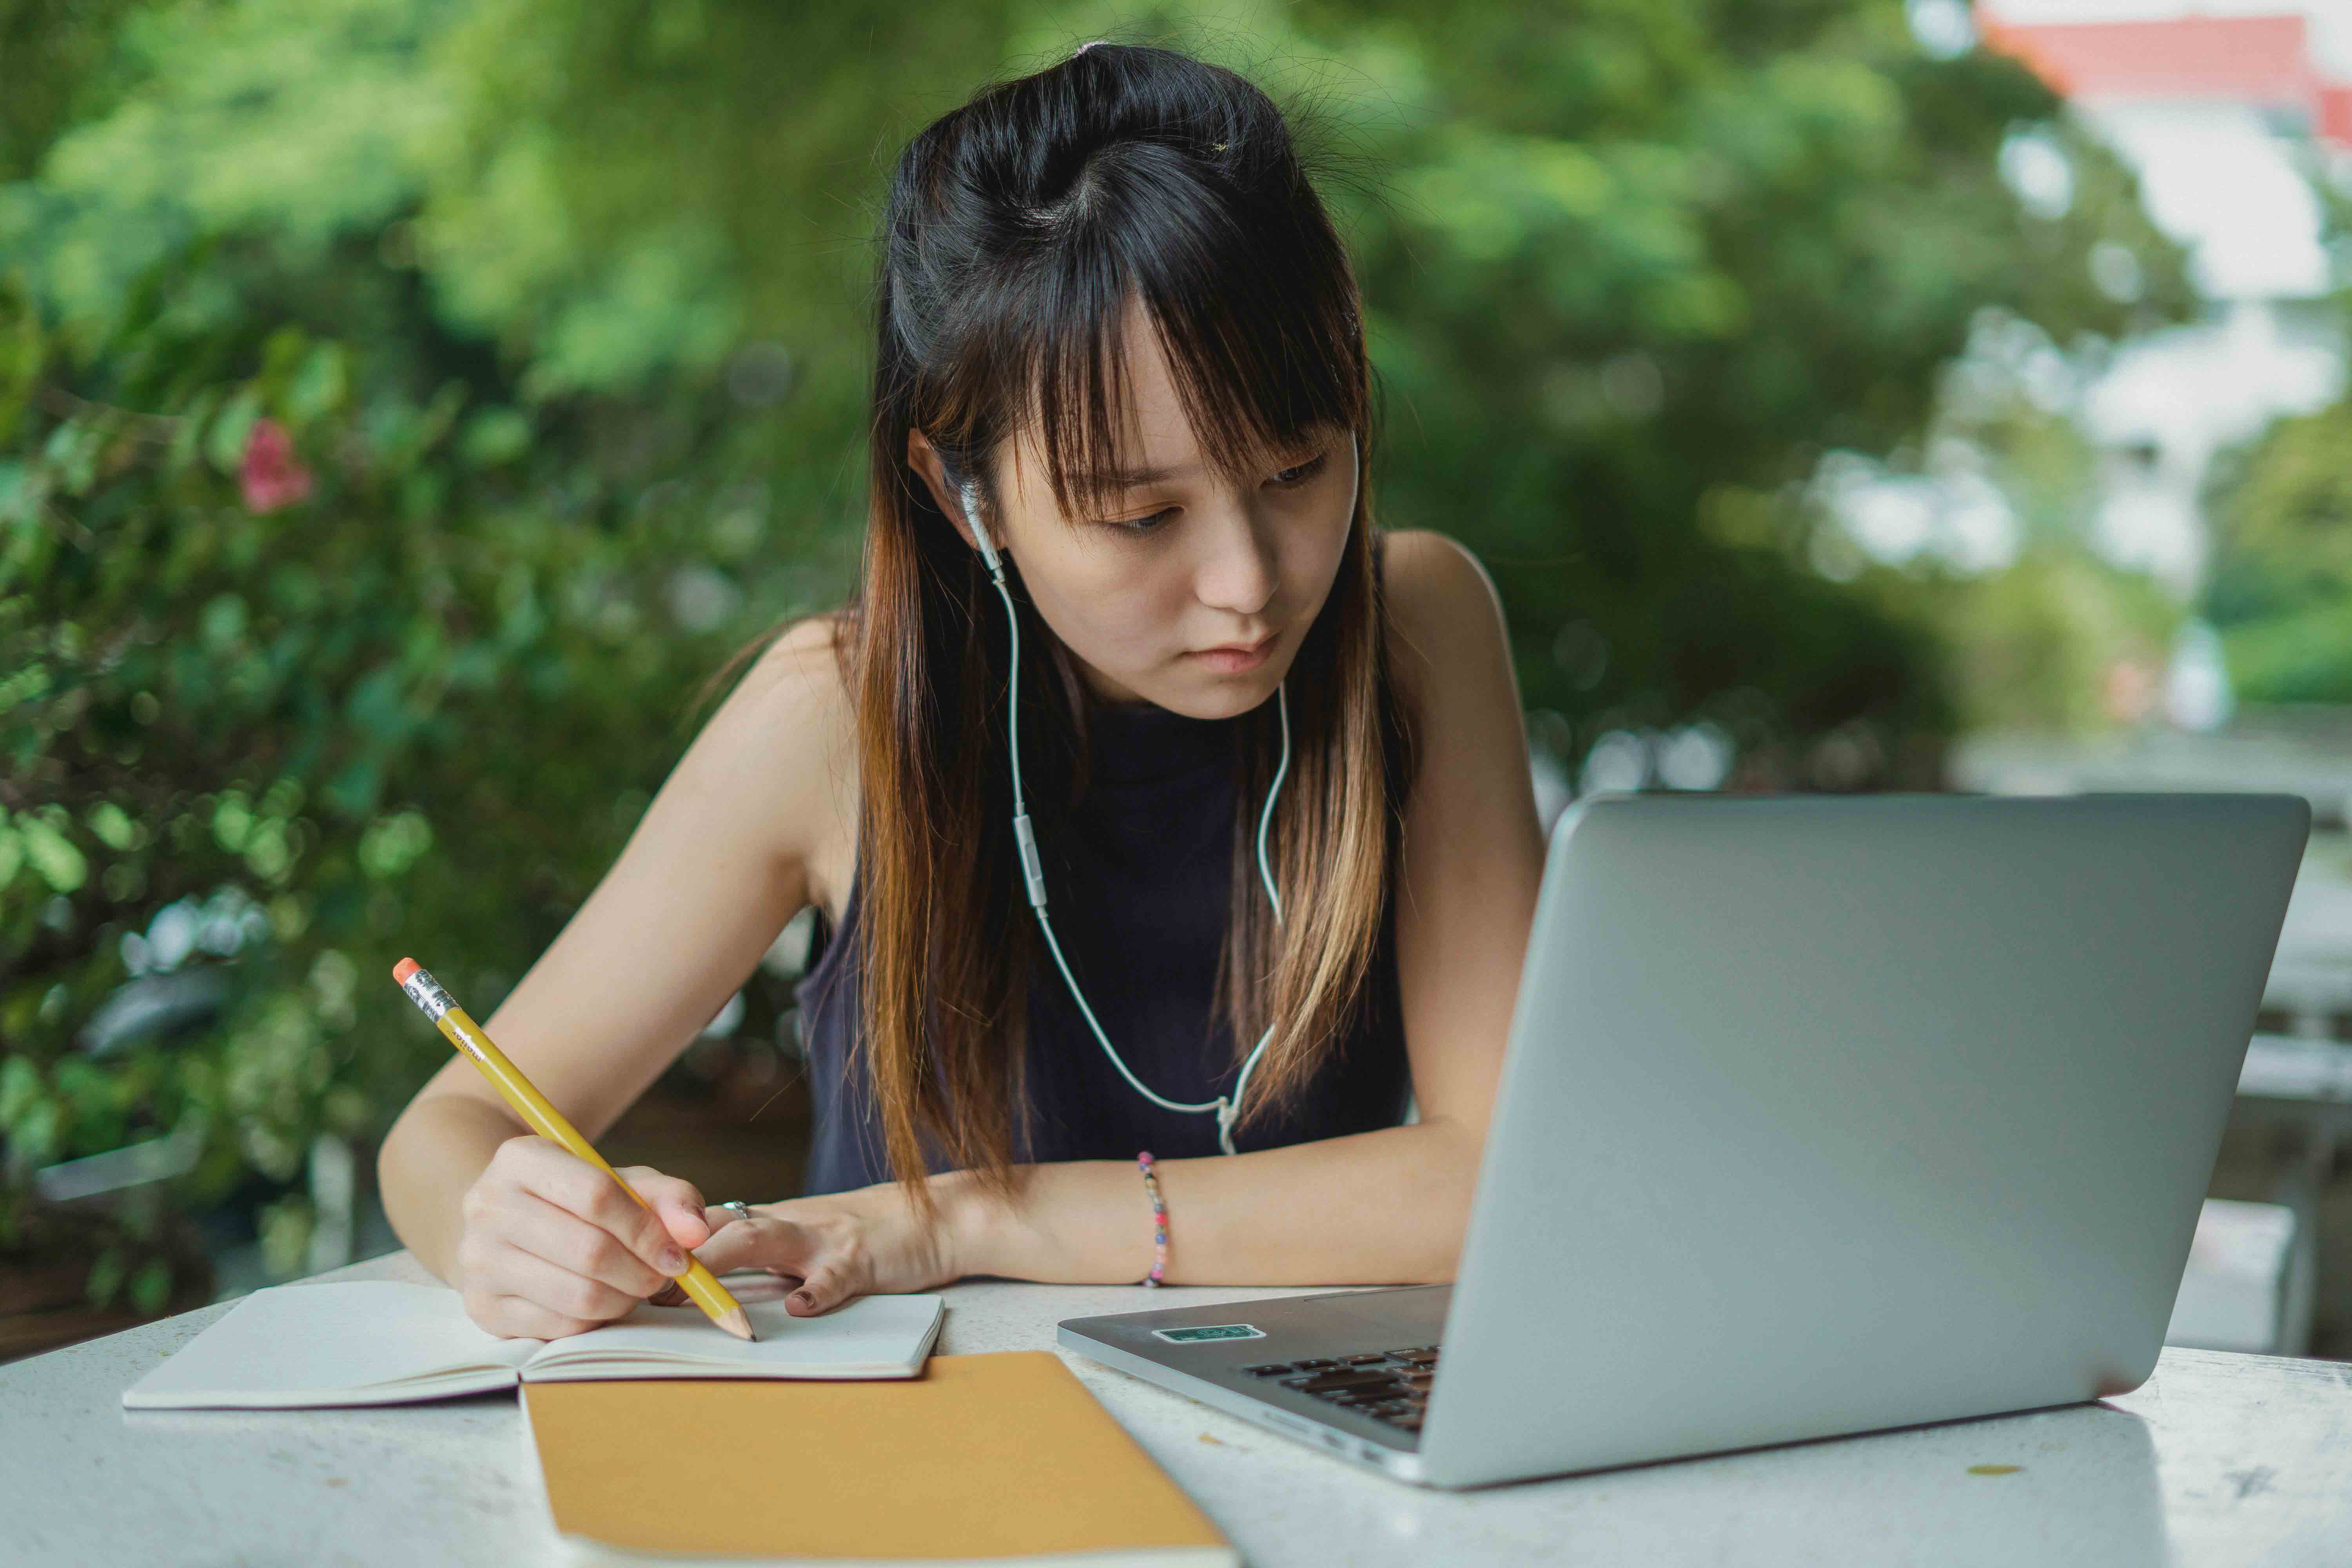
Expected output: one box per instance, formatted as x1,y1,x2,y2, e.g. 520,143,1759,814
1151,1323,1266,1343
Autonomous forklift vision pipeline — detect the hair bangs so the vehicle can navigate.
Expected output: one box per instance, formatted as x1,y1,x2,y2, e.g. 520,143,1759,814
973,140,1366,524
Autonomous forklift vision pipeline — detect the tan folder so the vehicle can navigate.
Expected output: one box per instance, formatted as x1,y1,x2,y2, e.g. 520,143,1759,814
519,1350,1238,1566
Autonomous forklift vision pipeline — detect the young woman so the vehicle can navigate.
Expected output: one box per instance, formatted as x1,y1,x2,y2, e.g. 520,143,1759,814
378,42,1545,1341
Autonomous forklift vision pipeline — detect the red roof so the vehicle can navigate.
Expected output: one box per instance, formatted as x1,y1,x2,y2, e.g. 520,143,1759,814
2325,83,2352,145
1978,9,2352,146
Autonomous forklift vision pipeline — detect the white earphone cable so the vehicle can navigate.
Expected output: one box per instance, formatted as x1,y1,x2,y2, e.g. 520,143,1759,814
965,478,1286,1155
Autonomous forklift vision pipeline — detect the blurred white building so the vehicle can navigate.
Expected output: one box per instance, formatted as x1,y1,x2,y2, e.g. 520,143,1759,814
1980,3,2352,599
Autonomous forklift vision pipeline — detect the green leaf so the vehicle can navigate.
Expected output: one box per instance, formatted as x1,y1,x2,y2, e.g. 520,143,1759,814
85,1247,125,1310
287,342,350,428
88,801,137,851
358,809,433,879
12,1096,63,1167
459,406,531,468
258,1195,314,1279
200,593,249,652
0,1055,41,1125
20,814,87,893
205,388,263,477
127,1257,174,1315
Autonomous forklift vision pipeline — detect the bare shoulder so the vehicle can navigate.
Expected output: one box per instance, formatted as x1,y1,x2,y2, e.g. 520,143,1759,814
733,611,855,715
695,610,861,917
1380,527,1503,623
1378,528,1511,718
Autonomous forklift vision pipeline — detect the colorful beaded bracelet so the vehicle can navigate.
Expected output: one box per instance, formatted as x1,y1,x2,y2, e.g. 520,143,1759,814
1136,1151,1169,1287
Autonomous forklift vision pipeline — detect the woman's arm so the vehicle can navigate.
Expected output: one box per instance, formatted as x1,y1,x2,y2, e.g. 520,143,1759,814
377,615,853,1290
689,531,1546,1305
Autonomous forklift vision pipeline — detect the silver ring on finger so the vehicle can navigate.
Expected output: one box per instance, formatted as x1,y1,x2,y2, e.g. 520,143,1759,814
719,1200,752,1224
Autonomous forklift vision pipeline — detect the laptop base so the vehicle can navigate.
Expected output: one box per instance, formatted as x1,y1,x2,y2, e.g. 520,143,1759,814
1058,1285,1452,1485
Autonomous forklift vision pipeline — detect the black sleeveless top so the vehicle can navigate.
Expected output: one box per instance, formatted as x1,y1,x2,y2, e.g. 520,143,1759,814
792,698,1414,1194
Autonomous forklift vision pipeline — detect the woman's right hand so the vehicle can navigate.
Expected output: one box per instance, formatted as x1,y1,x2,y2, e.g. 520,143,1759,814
454,1134,708,1340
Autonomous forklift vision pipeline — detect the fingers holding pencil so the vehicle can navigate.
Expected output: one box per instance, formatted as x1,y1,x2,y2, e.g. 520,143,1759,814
453,1139,700,1338
515,1147,702,1290
393,957,755,1342
647,1203,799,1308
609,1162,713,1263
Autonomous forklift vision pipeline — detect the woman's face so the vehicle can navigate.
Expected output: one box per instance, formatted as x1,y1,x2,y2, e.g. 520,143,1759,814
912,306,1359,719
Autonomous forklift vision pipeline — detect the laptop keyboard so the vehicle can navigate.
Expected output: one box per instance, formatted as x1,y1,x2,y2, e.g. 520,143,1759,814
1238,1345,1440,1433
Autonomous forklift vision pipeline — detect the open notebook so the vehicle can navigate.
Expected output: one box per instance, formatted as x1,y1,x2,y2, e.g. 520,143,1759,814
122,1276,944,1410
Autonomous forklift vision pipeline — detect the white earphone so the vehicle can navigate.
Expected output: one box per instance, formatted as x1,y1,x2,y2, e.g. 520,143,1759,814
953,434,1357,1154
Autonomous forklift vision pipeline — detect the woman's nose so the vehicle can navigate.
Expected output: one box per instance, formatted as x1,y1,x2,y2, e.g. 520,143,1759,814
1194,504,1279,615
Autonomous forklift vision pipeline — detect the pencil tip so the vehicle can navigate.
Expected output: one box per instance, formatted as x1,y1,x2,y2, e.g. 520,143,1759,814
719,1308,756,1342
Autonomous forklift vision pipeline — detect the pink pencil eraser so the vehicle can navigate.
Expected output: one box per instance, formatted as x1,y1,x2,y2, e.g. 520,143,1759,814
392,957,420,985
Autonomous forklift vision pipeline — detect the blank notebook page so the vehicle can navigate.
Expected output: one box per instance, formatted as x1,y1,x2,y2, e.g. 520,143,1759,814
523,1292,942,1376
128,1282,539,1402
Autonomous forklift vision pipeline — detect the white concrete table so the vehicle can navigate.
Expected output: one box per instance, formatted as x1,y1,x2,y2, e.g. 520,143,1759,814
7,1249,2352,1566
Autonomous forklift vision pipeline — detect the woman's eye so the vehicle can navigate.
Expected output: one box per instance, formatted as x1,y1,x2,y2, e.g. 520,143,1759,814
1096,448,1328,532
1269,450,1330,488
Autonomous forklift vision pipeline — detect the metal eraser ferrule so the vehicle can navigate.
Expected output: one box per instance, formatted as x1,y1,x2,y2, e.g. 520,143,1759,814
399,966,456,1024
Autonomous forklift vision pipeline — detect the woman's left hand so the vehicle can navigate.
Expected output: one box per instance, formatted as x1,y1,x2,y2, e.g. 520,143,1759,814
645,1179,963,1316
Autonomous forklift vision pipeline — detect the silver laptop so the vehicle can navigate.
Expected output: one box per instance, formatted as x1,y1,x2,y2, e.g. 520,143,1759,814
1058,791,2310,1488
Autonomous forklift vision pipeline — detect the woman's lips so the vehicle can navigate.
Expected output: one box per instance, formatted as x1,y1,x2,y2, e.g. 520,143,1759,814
1186,631,1278,673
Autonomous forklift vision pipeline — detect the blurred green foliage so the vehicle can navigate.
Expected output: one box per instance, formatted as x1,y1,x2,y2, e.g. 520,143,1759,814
1262,0,2190,757
4,0,2191,1300
1823,303,2189,737
2205,396,2352,703
2201,149,2352,705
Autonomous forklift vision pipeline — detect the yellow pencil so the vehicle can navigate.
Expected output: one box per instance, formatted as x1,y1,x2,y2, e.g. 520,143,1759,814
391,956,754,1341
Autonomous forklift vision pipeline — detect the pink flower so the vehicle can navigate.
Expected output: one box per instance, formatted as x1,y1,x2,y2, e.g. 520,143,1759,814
240,419,314,514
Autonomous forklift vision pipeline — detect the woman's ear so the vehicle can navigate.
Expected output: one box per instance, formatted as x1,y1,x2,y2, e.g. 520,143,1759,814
907,429,988,555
